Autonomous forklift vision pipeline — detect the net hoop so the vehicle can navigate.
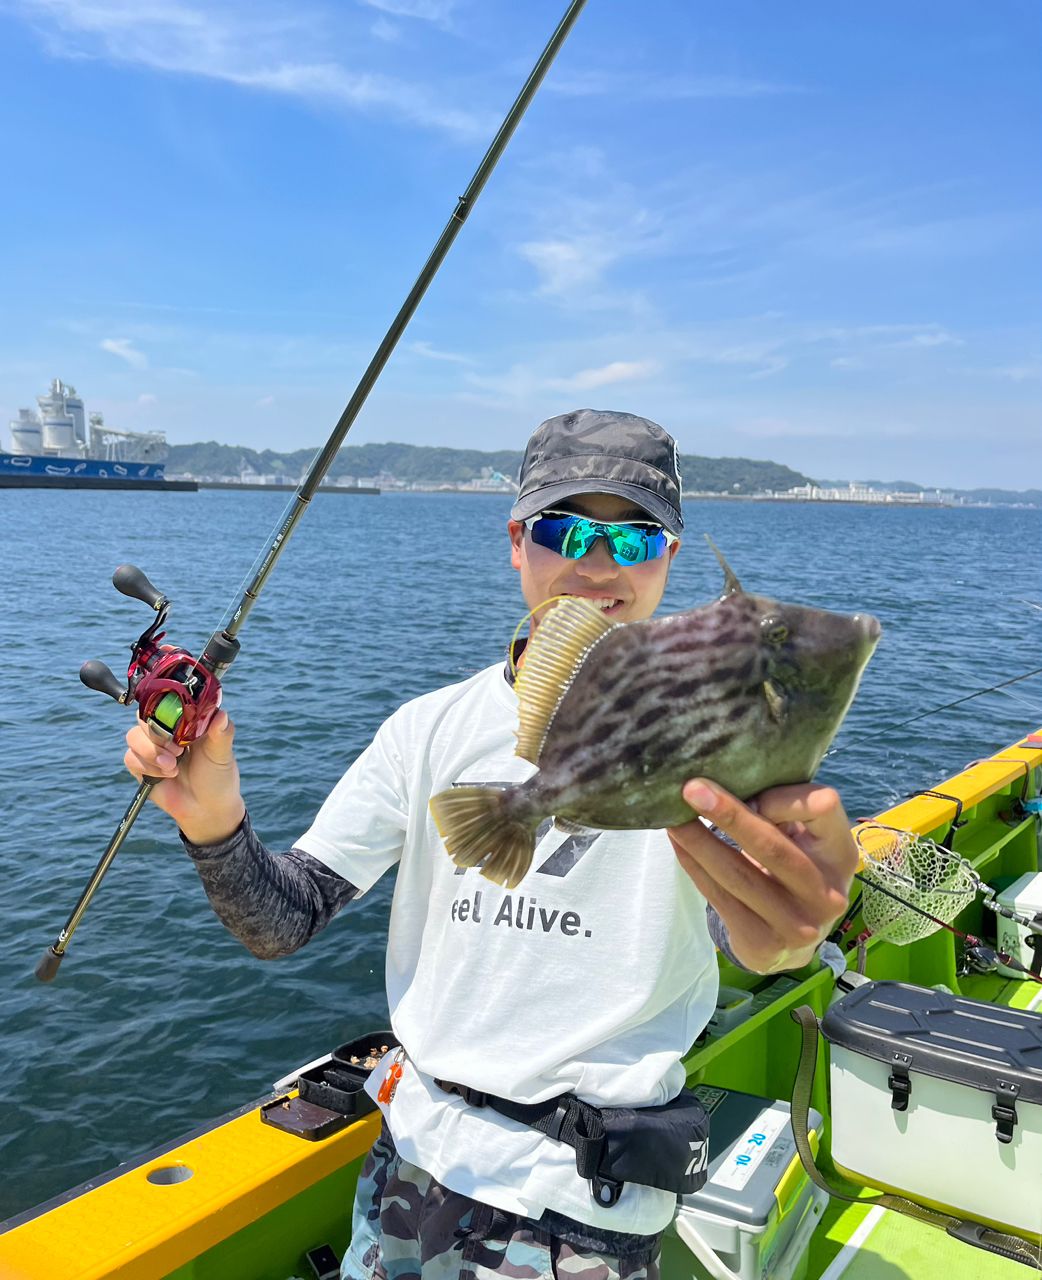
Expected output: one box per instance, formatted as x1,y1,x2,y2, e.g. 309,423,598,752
854,823,981,945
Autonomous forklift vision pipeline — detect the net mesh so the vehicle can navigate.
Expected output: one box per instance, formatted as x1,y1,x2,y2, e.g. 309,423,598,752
854,824,981,945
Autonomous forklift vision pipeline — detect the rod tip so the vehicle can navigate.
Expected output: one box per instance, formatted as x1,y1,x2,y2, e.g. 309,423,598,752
35,948,63,983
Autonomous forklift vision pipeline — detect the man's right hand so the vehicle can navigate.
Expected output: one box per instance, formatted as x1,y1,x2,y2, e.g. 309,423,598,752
124,709,246,846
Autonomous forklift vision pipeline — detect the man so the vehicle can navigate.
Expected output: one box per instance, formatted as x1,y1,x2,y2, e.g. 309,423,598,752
124,408,856,1280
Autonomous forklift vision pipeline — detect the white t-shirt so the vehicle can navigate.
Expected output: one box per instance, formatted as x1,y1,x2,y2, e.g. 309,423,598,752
296,661,719,1235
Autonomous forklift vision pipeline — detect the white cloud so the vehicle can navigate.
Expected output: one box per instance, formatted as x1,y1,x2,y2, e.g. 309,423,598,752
463,363,547,402
357,0,457,23
410,340,473,364
517,236,620,297
15,0,489,138
137,392,158,404
547,69,802,101
369,16,400,42
894,330,964,349
462,356,660,404
101,337,148,368
737,414,919,441
988,362,1041,382
706,346,789,379
550,360,660,392
848,211,1034,257
256,394,275,407
679,336,790,381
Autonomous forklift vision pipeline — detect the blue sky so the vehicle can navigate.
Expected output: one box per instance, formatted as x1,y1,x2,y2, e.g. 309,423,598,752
1,0,1038,488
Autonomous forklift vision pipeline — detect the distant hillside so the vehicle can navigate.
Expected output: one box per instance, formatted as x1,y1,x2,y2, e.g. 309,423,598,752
954,487,1042,506
166,440,814,494
165,441,1038,504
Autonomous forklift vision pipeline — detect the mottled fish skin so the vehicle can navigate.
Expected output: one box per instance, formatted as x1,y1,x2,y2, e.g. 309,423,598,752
429,581,881,886
506,591,880,831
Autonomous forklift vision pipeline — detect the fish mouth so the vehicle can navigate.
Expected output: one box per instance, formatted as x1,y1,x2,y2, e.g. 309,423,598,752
853,613,882,645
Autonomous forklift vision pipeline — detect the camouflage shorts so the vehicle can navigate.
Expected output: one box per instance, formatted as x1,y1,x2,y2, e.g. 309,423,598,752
340,1122,662,1280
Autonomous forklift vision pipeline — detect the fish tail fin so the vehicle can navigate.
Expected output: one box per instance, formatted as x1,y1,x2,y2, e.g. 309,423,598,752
429,785,538,888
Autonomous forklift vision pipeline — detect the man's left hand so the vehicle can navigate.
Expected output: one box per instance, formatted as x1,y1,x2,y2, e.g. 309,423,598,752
667,779,858,974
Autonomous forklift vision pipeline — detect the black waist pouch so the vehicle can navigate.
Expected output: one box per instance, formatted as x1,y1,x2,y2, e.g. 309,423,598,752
594,1089,711,1203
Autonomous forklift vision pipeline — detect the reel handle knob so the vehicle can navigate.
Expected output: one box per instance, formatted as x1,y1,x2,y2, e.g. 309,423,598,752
112,564,167,611
80,660,128,703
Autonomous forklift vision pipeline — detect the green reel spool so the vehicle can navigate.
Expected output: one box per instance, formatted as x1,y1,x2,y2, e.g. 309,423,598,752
152,692,184,732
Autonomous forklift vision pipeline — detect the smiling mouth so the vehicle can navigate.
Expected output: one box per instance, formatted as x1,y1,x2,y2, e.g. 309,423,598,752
564,594,623,613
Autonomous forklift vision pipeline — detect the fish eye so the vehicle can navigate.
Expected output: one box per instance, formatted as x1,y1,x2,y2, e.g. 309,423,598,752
761,616,789,646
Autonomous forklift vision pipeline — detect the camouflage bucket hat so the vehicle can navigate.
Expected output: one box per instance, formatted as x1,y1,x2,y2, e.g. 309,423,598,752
511,408,684,534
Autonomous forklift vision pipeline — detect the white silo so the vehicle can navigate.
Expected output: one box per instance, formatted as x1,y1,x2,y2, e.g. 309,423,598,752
65,386,87,445
38,378,76,452
9,408,43,454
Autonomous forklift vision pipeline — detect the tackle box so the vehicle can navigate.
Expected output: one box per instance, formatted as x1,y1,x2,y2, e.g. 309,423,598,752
707,986,754,1036
264,1030,400,1139
662,1086,827,1280
995,872,1042,978
822,981,1042,1239
297,1030,399,1117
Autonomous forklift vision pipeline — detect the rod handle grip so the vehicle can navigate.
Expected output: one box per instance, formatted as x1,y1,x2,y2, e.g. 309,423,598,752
35,947,64,983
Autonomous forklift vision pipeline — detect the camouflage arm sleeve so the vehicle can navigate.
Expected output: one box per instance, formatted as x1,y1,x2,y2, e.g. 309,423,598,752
180,811,359,959
705,902,753,971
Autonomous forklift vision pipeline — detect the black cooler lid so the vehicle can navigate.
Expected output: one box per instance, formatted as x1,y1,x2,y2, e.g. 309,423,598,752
821,980,1042,1103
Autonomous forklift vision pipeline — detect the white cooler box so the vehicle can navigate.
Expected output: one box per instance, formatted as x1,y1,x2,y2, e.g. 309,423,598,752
995,872,1042,978
662,1086,828,1280
821,980,1042,1241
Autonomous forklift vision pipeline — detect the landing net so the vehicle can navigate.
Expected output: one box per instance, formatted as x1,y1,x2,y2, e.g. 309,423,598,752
854,824,981,945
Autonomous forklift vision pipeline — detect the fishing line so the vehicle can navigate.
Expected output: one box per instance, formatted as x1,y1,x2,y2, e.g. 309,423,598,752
205,476,328,642
826,665,1042,755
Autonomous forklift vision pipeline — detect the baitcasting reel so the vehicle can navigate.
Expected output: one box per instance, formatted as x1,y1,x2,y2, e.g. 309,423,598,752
80,565,239,745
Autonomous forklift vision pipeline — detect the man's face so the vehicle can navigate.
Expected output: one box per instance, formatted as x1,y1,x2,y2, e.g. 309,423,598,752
508,491,680,629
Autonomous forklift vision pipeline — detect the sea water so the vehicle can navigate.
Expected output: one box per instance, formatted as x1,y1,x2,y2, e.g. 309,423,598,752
0,489,1039,1218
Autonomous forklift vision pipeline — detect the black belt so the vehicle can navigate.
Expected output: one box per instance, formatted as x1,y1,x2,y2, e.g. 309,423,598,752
434,1078,621,1205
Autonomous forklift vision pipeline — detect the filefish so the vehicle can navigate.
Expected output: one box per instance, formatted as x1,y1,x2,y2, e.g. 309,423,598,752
429,543,881,888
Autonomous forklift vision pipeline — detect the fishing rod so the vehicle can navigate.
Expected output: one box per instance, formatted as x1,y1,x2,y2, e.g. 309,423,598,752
851,871,1042,982
825,664,1042,757
35,0,589,983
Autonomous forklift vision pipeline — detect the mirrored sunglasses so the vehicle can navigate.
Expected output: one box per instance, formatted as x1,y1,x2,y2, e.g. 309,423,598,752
524,509,677,566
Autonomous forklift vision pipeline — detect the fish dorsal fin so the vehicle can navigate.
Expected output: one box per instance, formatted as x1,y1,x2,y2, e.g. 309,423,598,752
514,597,616,764
704,534,743,595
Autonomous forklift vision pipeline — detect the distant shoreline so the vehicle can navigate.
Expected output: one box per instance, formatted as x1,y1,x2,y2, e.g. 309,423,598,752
378,488,1035,509
194,481,380,495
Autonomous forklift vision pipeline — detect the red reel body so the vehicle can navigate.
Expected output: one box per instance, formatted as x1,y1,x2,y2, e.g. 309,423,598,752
128,640,223,746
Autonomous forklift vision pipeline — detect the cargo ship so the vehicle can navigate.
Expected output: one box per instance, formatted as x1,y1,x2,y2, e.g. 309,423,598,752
1,378,196,490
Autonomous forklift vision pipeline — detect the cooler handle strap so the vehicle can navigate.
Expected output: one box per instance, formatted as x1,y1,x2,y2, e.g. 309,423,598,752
788,1005,1042,1272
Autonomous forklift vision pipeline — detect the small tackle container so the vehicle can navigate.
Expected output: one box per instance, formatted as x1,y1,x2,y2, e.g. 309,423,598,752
995,872,1042,978
262,1030,399,1141
821,981,1042,1239
662,1086,827,1280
